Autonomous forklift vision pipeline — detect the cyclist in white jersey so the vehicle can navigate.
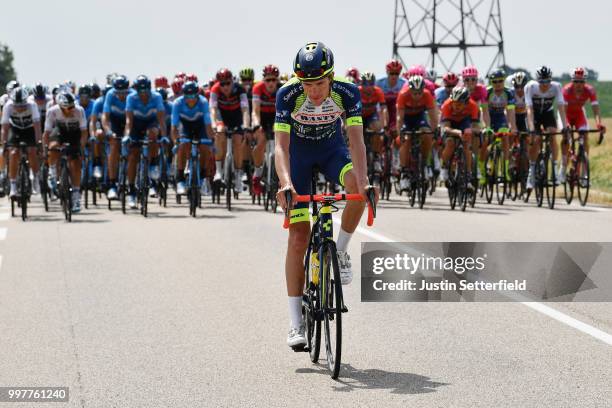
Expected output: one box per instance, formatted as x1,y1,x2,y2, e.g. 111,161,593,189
44,92,88,213
525,66,568,187
1,87,42,197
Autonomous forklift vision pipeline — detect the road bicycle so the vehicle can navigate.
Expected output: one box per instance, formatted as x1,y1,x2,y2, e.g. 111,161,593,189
282,177,376,379
445,131,477,211
399,128,430,209
563,128,605,206
484,131,510,205
10,142,32,221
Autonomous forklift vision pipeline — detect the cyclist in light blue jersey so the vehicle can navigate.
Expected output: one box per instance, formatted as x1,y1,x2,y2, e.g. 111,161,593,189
123,74,167,208
102,75,132,200
171,81,214,196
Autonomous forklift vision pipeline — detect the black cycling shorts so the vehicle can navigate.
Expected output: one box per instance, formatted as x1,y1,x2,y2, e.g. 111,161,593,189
534,110,557,132
7,126,36,147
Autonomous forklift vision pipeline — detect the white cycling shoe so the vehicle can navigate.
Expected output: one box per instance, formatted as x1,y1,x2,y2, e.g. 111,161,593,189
127,194,137,209
439,168,449,182
287,324,307,348
337,251,353,285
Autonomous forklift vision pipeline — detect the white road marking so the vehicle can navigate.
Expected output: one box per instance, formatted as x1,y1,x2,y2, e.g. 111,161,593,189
336,218,612,347
0,227,6,240
0,213,9,221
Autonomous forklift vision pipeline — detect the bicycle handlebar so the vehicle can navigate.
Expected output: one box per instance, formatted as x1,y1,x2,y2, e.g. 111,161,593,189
282,190,376,229
177,137,214,146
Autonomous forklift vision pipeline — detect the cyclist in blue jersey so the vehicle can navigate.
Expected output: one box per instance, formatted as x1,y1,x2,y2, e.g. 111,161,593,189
482,68,517,182
171,81,214,196
77,85,95,122
435,72,460,107
157,87,173,136
89,85,111,179
102,75,132,200
124,75,167,208
274,42,375,348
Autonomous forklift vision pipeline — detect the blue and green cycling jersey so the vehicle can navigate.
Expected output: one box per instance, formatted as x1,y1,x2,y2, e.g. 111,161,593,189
487,86,515,131
274,76,363,142
171,95,211,127
126,90,164,121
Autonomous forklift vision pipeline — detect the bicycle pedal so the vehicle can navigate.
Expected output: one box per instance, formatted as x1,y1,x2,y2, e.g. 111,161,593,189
341,305,348,313
291,345,309,353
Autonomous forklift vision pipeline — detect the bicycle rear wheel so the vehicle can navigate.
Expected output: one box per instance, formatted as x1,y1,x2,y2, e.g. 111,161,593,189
40,163,49,212
576,151,589,206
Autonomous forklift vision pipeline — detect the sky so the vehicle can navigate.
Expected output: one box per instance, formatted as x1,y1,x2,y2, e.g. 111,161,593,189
1,0,611,87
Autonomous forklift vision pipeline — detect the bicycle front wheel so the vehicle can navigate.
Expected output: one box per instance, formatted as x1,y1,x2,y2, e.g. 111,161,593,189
321,243,343,379
544,150,556,209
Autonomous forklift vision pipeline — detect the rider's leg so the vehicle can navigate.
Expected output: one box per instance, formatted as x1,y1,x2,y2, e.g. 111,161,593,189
214,132,227,179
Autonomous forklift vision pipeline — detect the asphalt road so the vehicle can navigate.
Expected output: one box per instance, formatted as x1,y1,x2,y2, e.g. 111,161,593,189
0,188,611,408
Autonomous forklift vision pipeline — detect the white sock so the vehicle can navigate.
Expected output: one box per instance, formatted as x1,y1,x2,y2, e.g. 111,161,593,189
215,161,222,174
288,296,302,329
254,166,263,178
336,228,352,252
49,166,57,178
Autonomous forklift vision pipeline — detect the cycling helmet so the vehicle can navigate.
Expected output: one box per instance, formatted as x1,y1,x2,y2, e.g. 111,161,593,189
360,71,376,86
78,84,92,97
102,84,113,96
571,67,587,81
442,72,459,87
6,80,20,93
134,75,151,92
407,75,425,91
462,65,479,78
57,91,76,109
239,68,254,81
408,65,426,77
51,85,60,97
64,80,76,92
536,66,553,81
489,68,506,82
216,68,233,82
112,75,130,91
262,64,280,77
386,60,403,74
346,67,361,84
293,42,334,81
427,69,437,81
512,71,528,88
182,81,199,96
186,73,199,83
32,83,48,99
171,77,185,94
154,75,169,89
9,87,28,106
90,83,101,99
156,87,168,101
175,71,187,80
450,86,470,103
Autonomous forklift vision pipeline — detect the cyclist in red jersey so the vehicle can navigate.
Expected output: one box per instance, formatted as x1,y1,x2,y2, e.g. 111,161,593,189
563,67,604,155
396,75,439,189
345,67,361,85
251,64,280,195
359,72,388,174
439,87,480,185
209,68,251,193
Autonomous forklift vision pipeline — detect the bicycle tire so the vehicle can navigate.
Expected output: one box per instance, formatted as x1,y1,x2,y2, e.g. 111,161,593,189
139,158,149,217
19,160,28,221
190,159,198,217
534,153,545,207
544,150,555,209
225,170,232,212
494,149,506,205
577,150,589,207
322,242,343,379
484,150,494,204
303,247,321,363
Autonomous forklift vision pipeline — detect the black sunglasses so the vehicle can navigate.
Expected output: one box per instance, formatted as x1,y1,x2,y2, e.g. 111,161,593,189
220,81,231,86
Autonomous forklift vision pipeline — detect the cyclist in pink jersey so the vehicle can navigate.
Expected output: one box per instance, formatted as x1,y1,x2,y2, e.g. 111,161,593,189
461,65,488,180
